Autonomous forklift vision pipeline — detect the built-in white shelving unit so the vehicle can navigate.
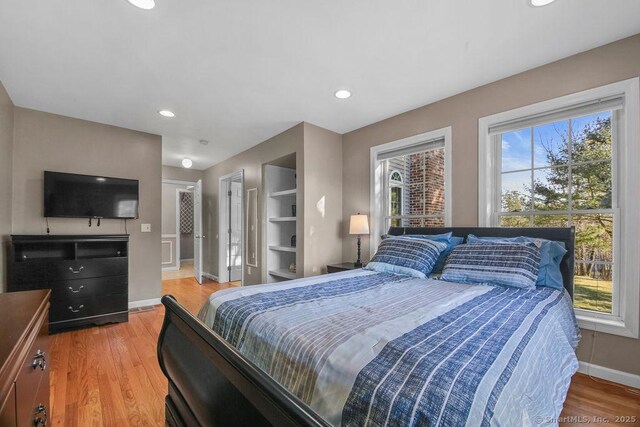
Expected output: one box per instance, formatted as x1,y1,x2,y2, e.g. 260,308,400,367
265,164,297,283
269,245,297,252
270,189,297,197
268,269,297,280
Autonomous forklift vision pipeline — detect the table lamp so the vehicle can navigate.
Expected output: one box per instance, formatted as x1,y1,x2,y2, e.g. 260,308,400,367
349,213,369,267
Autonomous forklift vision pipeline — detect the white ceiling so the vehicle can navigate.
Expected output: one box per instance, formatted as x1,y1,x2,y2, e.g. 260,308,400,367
1,0,639,170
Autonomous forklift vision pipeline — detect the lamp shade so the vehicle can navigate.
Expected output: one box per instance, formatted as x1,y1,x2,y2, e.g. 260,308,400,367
349,214,370,235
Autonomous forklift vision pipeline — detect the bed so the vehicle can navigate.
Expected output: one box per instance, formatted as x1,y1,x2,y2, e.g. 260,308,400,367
157,227,579,427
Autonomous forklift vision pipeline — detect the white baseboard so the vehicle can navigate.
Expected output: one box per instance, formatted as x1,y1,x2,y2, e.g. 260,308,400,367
578,361,640,388
181,258,194,262
203,272,219,282
162,266,179,271
128,298,162,309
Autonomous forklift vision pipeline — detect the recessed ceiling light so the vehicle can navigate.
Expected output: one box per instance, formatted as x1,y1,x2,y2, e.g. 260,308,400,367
158,110,175,118
334,90,351,99
528,0,556,7
182,158,193,168
126,0,155,10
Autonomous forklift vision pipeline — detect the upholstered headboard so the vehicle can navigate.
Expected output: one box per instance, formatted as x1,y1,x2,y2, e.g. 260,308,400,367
386,227,576,298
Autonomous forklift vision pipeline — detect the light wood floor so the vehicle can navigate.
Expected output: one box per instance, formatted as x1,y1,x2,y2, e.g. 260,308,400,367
49,277,640,426
161,260,194,281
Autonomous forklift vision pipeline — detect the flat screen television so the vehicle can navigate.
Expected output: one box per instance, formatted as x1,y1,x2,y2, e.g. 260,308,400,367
44,171,139,219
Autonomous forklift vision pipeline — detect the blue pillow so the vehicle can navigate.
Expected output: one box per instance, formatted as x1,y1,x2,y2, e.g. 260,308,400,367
381,232,452,242
432,236,464,274
466,234,567,290
365,236,447,278
441,242,541,289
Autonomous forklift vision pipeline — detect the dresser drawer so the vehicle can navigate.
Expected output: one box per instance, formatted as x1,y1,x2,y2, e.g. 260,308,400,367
50,257,128,280
16,311,49,427
50,293,128,322
50,275,128,301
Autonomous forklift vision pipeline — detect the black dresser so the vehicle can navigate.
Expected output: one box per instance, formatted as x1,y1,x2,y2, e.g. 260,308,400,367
9,235,129,333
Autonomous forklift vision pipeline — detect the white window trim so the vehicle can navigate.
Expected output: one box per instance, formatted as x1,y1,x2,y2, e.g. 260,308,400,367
478,78,640,338
370,126,452,258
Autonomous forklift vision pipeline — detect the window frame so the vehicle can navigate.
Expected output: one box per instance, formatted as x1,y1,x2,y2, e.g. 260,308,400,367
478,78,640,338
370,127,452,257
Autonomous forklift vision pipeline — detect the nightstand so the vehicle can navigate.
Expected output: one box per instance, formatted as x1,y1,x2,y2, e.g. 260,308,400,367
327,262,365,273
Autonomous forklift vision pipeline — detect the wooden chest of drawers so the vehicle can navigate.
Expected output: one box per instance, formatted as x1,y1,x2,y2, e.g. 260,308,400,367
0,290,50,427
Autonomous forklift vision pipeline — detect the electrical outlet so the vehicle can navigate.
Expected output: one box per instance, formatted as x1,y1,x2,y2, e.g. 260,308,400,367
141,223,151,232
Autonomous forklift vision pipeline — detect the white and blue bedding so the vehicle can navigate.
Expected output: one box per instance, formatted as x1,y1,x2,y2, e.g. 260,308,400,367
198,269,580,426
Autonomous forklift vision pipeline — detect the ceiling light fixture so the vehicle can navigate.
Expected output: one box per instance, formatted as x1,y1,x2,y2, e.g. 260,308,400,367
528,0,556,7
199,139,209,146
334,89,351,99
182,158,193,168
126,0,156,10
158,110,175,118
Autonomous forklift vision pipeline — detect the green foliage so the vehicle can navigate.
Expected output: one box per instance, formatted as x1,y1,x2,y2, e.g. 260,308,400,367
502,115,614,286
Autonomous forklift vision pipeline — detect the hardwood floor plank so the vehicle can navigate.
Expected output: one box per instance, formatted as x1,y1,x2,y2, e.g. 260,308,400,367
48,277,639,426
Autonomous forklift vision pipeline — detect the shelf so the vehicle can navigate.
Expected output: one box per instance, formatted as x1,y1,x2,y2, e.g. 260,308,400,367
269,217,296,222
269,245,297,253
268,269,297,280
270,189,297,198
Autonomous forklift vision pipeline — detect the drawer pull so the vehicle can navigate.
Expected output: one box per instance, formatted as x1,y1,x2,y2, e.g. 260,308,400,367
34,403,47,426
32,350,47,371
68,304,84,313
69,266,84,274
68,285,84,293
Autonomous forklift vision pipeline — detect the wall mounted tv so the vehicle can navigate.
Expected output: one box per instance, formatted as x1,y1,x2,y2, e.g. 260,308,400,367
44,171,139,219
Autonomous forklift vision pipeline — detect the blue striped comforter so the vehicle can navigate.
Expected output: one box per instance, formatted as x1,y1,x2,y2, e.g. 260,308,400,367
198,270,580,426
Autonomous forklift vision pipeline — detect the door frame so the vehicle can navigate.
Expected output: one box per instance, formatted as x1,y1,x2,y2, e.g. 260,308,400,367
218,170,245,284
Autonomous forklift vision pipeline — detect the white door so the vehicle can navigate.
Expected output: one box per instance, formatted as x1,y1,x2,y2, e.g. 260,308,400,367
194,179,204,284
229,181,242,281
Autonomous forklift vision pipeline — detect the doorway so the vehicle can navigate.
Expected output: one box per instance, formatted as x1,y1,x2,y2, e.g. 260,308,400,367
218,170,244,284
161,179,203,282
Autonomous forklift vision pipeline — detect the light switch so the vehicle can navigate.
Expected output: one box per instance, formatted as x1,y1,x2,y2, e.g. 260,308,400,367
141,223,151,232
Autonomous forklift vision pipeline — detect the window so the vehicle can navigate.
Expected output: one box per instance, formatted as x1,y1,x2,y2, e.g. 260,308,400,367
499,112,615,314
371,127,452,255
388,170,404,227
479,79,640,338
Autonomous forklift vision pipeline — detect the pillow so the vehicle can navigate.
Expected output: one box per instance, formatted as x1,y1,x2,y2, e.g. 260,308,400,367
365,236,447,278
466,234,567,290
381,232,452,242
441,242,541,289
432,236,464,274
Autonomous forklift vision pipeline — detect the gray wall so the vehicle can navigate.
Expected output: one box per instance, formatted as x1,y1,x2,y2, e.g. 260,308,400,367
302,123,344,275
11,107,162,302
341,34,640,376
0,81,13,293
203,123,304,284
162,165,204,183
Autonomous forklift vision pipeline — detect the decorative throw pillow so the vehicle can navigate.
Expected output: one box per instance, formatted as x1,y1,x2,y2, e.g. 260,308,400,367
441,242,541,289
466,234,566,290
365,236,447,279
381,232,452,242
432,236,464,274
